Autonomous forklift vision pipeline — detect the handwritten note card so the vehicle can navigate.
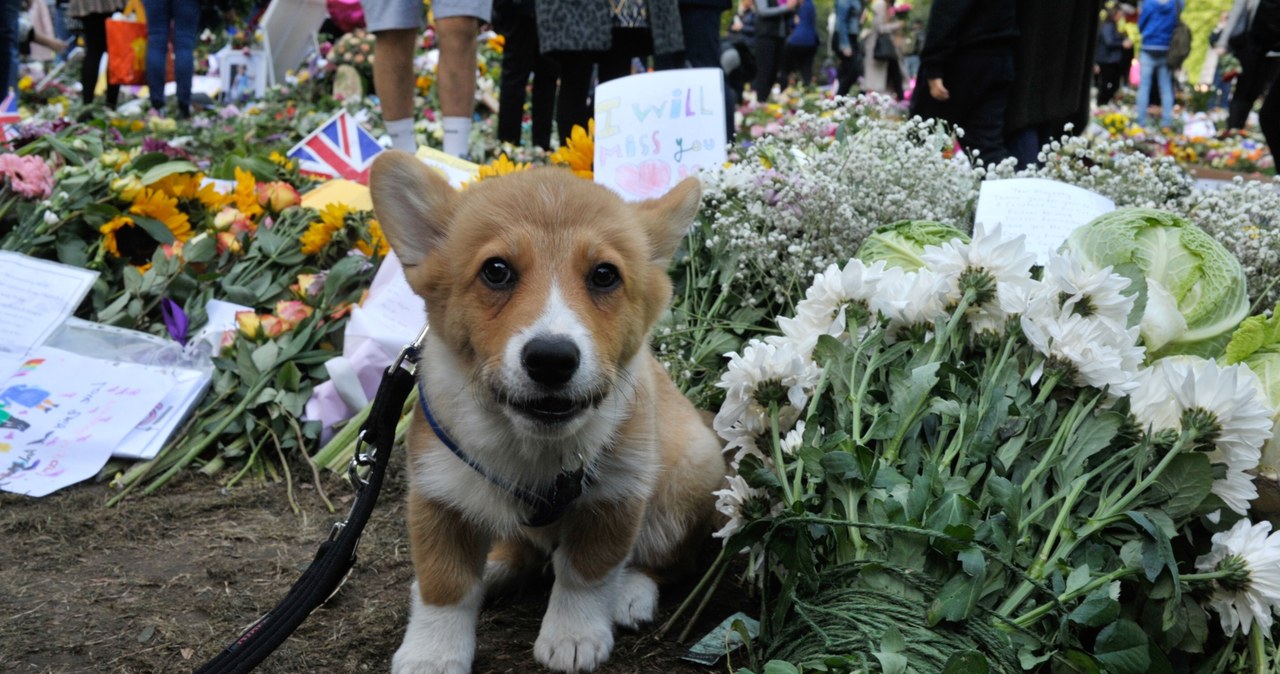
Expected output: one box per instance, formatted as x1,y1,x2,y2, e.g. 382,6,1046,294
0,347,170,497
0,252,99,375
974,178,1116,265
593,68,727,201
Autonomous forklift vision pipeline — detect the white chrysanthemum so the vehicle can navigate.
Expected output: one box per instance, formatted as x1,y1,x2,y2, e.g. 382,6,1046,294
1195,518,1280,636
714,340,822,440
1021,311,1144,393
775,259,887,353
919,222,1038,332
713,474,763,539
868,266,950,340
1038,253,1134,329
1140,278,1189,352
1130,357,1275,515
780,421,806,456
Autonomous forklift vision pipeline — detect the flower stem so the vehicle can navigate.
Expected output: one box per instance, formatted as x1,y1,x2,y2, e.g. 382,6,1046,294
770,404,794,505
1010,565,1138,628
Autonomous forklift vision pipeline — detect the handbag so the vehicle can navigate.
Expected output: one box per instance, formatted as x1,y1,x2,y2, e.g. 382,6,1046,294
873,32,896,61
106,0,175,86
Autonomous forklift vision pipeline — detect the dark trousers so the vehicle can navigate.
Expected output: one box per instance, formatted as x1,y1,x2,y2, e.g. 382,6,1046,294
553,28,650,137
909,48,1014,165
1096,61,1122,106
79,12,119,108
498,13,558,149
1228,46,1280,130
835,43,861,96
780,42,816,86
1261,70,1280,157
752,32,786,102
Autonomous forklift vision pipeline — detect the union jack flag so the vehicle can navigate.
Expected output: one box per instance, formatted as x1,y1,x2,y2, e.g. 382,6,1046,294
286,111,384,184
0,90,20,143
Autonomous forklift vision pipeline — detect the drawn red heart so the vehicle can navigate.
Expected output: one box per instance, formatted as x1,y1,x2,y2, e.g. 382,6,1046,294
614,160,672,199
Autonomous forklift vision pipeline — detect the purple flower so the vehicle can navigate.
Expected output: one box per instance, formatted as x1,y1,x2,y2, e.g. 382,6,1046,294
161,297,189,345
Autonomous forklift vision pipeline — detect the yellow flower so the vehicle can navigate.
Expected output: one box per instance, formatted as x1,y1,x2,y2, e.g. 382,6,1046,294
195,180,233,211
473,153,530,183
300,202,352,255
111,175,144,201
232,167,264,219
268,151,296,171
17,76,32,92
130,188,192,241
416,73,433,96
147,116,177,133
355,219,390,257
130,120,145,133
487,34,505,53
152,173,203,201
550,119,594,179
99,215,136,257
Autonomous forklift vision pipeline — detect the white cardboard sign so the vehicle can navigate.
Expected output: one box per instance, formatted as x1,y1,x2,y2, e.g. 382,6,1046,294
592,68,727,201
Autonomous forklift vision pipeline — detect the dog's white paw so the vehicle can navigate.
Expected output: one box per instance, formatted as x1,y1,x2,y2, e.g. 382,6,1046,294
612,569,658,629
534,620,615,673
391,645,469,674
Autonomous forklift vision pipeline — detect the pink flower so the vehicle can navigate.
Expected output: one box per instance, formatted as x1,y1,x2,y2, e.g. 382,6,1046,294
0,153,54,199
260,314,288,338
274,300,314,328
255,182,301,213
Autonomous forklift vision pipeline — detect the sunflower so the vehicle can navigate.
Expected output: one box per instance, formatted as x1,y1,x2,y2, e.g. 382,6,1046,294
152,173,203,201
550,119,594,179
268,151,296,172
300,202,352,255
130,188,193,241
232,166,264,219
355,219,390,257
100,215,136,258
473,154,530,183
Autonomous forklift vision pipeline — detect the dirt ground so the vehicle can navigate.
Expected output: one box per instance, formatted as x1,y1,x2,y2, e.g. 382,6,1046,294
0,457,753,674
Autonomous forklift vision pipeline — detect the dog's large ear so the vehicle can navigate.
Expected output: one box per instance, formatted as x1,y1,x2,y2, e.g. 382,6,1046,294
635,176,702,264
369,150,456,266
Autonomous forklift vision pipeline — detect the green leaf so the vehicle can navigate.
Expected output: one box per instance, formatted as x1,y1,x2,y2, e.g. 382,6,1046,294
874,626,908,674
140,160,201,186
1152,452,1214,519
1065,564,1091,595
762,662,801,674
927,572,982,625
820,452,858,480
1094,620,1151,674
252,341,280,373
1069,586,1121,628
1052,650,1100,674
926,492,977,534
275,361,302,392
941,651,990,674
131,214,177,245
958,547,986,577
1127,511,1178,584
184,234,217,265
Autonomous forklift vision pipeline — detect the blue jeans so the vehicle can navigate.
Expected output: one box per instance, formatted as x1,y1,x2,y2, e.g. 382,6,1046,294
0,0,21,94
143,0,199,114
1136,49,1174,128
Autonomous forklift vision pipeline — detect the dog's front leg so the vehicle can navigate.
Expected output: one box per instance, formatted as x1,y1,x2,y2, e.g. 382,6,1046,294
393,494,489,674
534,499,644,673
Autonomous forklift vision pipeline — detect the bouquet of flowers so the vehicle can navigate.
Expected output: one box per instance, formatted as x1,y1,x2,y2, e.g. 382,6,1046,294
686,219,1279,672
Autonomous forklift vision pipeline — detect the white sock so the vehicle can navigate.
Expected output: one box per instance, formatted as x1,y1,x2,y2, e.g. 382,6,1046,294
443,116,472,159
386,117,417,154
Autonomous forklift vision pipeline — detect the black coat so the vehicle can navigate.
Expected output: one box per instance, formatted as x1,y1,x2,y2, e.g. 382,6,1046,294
1006,0,1102,135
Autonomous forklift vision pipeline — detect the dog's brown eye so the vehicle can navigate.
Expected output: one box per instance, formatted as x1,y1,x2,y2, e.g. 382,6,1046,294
588,263,621,291
480,258,516,289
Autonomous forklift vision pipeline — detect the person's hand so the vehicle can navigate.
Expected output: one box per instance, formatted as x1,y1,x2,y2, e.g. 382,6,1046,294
732,17,744,30
928,77,949,101
841,47,853,57
1094,64,1100,75
1122,39,1132,49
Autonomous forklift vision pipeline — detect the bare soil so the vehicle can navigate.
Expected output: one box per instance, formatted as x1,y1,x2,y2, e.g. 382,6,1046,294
0,457,751,674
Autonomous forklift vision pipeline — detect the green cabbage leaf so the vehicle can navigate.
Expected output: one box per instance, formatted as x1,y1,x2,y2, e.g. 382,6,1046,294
855,220,970,271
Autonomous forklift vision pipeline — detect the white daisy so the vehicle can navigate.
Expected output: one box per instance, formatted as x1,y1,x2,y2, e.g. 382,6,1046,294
1130,357,1275,515
869,266,951,341
1038,252,1134,330
776,259,889,354
1021,311,1145,393
714,340,822,441
919,221,1038,333
1195,518,1280,636
713,474,763,539
780,421,806,456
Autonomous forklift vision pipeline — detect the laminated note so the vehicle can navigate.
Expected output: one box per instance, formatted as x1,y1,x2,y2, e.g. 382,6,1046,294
0,347,170,497
974,178,1116,265
0,252,98,377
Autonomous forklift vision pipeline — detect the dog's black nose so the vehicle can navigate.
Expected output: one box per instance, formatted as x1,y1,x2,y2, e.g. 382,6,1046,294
522,337,580,387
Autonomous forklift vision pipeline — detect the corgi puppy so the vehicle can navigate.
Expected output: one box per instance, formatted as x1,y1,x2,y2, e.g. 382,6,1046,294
368,151,727,674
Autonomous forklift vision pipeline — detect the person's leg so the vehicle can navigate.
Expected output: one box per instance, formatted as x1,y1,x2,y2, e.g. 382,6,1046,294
554,54,593,138
79,12,105,105
1135,50,1154,126
529,49,559,149
798,45,815,86
0,0,22,93
1227,46,1267,129
436,13,482,157
366,0,425,152
751,34,778,102
1258,73,1280,154
497,14,535,145
1156,53,1173,128
172,0,200,117
142,0,172,111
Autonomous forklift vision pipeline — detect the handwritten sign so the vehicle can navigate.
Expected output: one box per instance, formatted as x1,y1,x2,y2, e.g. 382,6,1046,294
0,348,170,497
416,146,480,189
593,68,726,201
974,178,1116,265
0,252,98,378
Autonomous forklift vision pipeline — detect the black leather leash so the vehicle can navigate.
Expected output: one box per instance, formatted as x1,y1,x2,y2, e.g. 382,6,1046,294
192,332,423,674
